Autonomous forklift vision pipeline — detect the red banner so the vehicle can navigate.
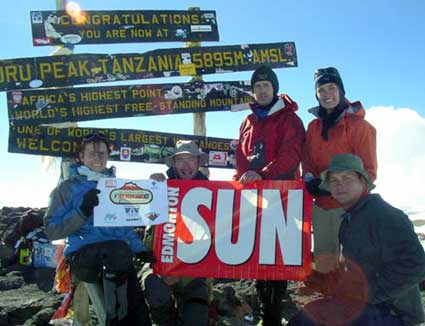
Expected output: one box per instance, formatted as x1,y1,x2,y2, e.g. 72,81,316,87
153,180,312,280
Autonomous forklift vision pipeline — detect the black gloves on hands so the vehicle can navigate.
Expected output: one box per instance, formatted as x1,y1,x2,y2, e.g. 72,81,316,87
305,178,331,197
80,189,100,218
136,250,157,264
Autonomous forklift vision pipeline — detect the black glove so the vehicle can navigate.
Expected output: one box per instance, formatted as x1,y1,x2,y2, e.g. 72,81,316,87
80,189,100,217
136,250,157,264
305,178,331,197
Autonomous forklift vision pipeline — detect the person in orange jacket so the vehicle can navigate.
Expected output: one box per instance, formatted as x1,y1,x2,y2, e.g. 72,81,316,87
302,67,377,274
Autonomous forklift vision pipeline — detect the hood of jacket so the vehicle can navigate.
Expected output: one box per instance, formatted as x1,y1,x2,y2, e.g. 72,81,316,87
308,99,365,121
250,94,298,115
166,167,209,180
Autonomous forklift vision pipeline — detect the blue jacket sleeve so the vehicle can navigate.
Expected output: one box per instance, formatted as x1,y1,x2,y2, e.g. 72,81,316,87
126,228,147,254
43,181,87,240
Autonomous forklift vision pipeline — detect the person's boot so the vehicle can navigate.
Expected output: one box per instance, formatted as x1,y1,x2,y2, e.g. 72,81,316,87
103,271,129,324
256,280,287,326
181,298,209,326
150,299,178,326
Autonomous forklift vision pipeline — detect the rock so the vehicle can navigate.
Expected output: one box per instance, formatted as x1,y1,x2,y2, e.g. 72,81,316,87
0,283,62,325
0,272,25,290
0,206,424,325
23,307,57,326
0,245,15,267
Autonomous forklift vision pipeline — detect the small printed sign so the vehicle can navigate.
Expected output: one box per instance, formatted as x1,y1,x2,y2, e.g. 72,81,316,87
209,151,228,166
94,178,168,227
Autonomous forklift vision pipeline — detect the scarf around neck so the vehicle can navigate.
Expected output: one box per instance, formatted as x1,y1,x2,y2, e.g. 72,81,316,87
77,165,115,181
318,99,347,140
254,95,279,121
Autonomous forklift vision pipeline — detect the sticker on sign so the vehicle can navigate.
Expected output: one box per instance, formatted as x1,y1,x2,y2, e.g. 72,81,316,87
209,151,228,166
61,34,82,44
190,25,212,32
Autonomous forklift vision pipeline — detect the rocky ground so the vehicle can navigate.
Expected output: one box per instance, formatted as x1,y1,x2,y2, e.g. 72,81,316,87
0,206,424,326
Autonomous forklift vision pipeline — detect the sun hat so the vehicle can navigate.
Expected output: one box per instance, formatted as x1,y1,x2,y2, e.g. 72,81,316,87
319,153,375,191
164,140,208,167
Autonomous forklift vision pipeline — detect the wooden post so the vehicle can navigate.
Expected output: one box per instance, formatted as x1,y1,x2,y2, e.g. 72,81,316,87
49,0,78,182
187,7,209,177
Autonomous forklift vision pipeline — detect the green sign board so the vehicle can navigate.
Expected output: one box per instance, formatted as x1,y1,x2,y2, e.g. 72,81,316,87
9,125,237,169
30,10,219,45
8,81,252,125
0,42,297,91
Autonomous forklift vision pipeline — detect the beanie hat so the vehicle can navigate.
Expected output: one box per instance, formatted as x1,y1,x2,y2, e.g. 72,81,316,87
319,153,375,191
314,67,345,96
251,65,279,94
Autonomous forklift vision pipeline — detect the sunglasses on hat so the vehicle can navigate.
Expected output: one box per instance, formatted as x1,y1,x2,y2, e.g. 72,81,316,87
82,132,109,143
314,67,340,79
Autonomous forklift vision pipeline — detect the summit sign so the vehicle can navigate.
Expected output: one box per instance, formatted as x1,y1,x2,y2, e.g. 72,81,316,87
0,42,297,91
30,10,219,45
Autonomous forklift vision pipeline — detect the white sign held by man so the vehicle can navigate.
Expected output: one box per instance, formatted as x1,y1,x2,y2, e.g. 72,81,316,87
94,178,168,227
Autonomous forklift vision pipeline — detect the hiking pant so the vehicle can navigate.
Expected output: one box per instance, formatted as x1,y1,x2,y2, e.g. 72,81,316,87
288,298,403,326
69,240,133,283
140,266,209,326
312,205,345,273
256,279,287,326
69,240,151,325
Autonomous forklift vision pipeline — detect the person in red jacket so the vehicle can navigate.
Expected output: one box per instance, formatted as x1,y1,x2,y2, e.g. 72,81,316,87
302,67,377,274
234,65,306,326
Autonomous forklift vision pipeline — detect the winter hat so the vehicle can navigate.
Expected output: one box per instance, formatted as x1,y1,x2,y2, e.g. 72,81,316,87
251,65,279,94
319,153,375,191
164,140,208,167
314,67,345,96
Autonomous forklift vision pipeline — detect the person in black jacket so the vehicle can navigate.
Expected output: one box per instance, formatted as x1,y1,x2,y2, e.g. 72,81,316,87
289,153,425,326
139,140,210,326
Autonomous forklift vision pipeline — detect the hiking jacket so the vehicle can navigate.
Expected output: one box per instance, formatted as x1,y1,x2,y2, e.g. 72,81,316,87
339,194,425,326
302,100,377,209
44,164,146,257
234,94,305,181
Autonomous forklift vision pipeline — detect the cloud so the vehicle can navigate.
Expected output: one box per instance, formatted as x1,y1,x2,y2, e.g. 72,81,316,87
365,106,425,224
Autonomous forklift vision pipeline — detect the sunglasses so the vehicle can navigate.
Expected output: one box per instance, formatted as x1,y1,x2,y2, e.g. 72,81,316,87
314,67,339,80
82,132,109,143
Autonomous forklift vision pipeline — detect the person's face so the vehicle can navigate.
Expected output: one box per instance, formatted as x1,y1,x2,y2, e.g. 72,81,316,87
316,82,341,113
328,171,367,209
79,141,109,173
173,153,200,180
253,80,274,106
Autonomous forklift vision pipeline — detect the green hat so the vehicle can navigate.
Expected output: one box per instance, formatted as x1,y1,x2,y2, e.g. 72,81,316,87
319,153,375,191
164,140,208,168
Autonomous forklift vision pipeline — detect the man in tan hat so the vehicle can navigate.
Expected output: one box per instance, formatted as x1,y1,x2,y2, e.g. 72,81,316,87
162,139,209,180
139,140,210,326
289,153,425,326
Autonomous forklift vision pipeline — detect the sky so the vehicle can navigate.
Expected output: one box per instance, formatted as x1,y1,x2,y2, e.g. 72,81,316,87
0,0,424,230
